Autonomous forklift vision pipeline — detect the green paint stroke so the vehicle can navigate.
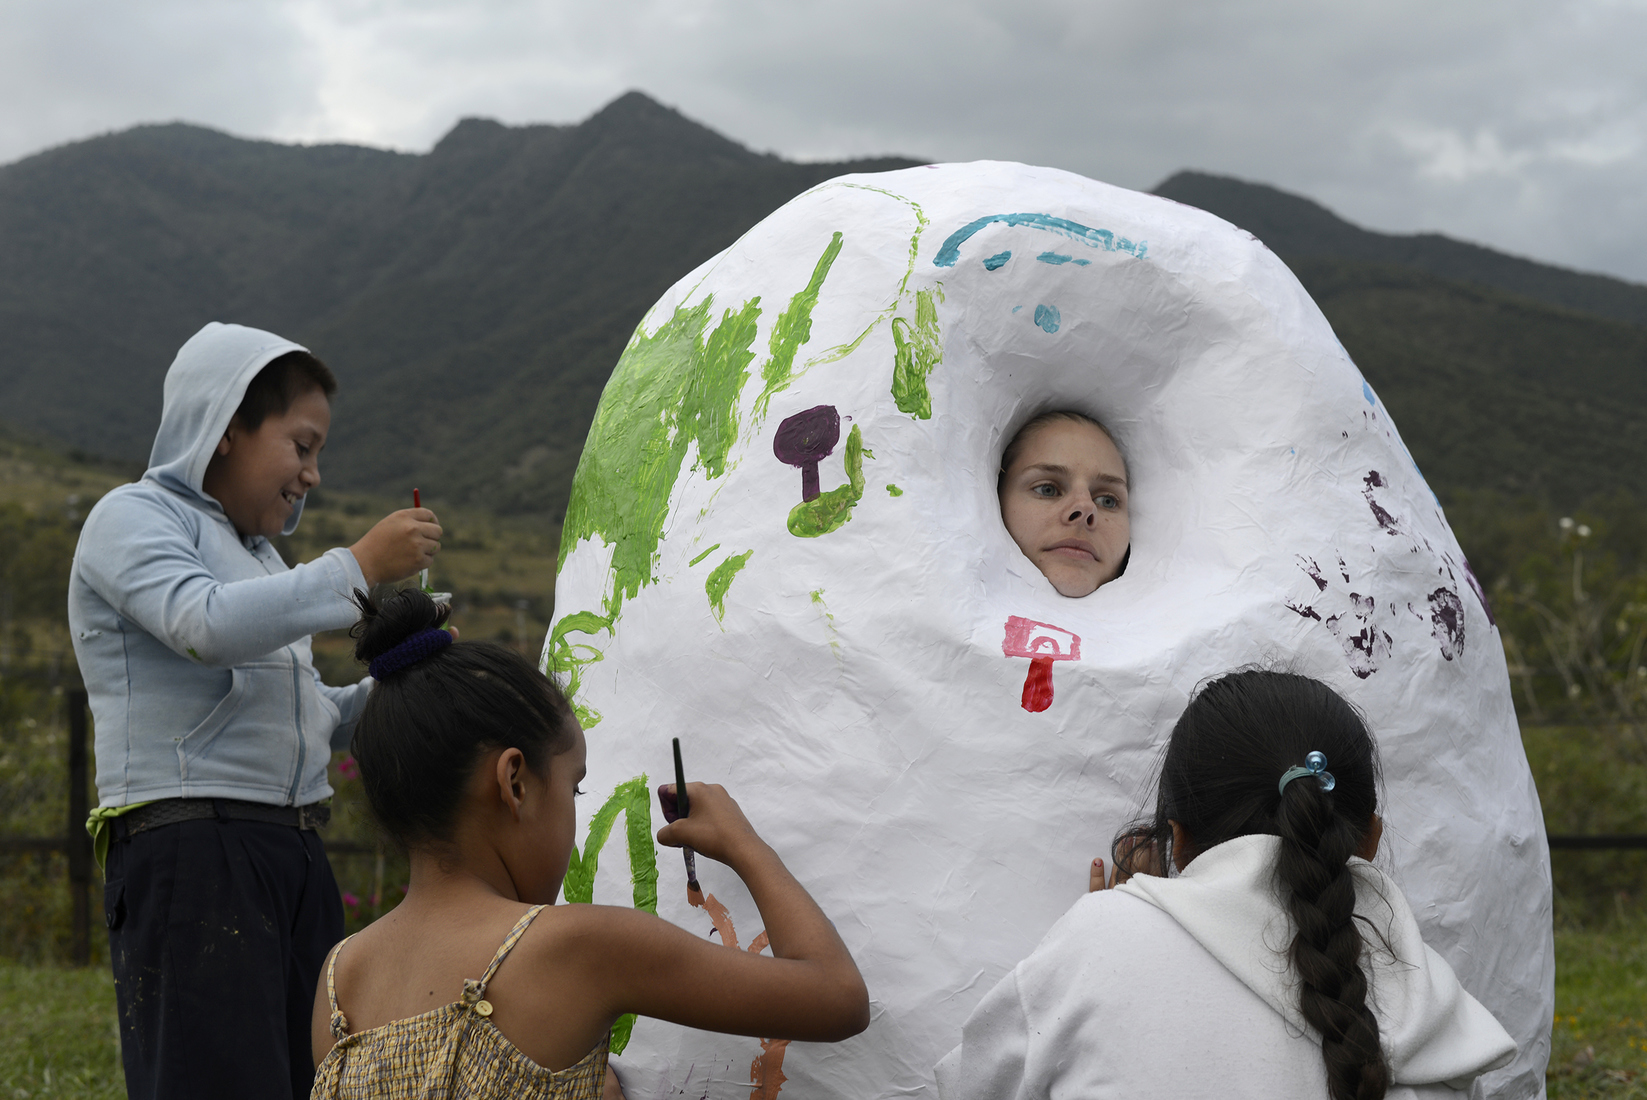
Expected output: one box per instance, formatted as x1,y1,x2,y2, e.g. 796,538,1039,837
891,286,943,418
688,543,722,567
788,425,866,537
809,185,930,368
553,293,762,725
706,550,754,624
810,588,841,656
545,610,613,728
562,775,657,1054
753,232,845,426
886,484,903,497
559,295,762,612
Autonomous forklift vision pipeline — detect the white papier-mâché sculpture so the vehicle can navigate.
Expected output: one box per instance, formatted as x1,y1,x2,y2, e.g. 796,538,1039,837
546,162,1552,1099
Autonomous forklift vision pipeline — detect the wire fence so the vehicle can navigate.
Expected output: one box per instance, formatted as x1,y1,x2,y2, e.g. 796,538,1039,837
3,687,1643,962
0,684,405,964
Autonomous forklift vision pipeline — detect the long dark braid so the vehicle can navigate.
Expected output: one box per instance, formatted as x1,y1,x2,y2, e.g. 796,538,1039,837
1114,670,1389,1100
1276,766,1390,1099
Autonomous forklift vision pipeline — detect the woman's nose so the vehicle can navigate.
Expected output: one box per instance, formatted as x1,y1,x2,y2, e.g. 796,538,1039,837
1066,497,1097,525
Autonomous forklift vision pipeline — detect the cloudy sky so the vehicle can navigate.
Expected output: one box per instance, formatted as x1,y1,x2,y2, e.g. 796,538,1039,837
5,0,1644,281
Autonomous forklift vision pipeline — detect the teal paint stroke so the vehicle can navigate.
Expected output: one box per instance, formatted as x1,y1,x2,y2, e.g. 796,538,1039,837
983,251,1012,271
706,550,754,624
688,542,722,567
1034,304,1061,333
933,212,1148,267
789,425,866,537
1035,251,1090,266
562,775,657,1054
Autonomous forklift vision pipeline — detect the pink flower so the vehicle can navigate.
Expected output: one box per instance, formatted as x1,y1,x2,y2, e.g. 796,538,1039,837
338,756,359,781
342,892,360,909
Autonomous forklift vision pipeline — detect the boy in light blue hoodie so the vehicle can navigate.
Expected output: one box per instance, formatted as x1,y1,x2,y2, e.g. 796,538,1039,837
69,322,442,1100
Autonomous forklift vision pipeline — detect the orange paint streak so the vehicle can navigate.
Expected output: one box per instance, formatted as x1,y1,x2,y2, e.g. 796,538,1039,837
687,900,788,1096
689,890,741,952
750,1038,791,1100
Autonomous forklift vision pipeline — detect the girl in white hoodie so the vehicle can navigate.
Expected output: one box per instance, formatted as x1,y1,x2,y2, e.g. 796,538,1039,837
935,670,1517,1100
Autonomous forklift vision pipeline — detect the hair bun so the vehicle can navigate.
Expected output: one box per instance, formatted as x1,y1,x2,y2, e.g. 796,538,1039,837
351,588,452,664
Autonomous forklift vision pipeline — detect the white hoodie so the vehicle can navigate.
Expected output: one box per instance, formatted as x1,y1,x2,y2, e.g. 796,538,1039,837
934,834,1516,1100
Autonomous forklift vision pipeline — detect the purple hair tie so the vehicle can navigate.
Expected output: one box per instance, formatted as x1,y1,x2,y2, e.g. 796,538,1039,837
369,628,452,680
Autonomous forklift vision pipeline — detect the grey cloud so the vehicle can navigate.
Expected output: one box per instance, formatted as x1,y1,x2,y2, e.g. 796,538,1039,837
4,0,1645,280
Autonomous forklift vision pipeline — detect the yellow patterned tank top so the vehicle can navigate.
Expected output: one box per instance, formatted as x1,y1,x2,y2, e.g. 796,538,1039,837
312,905,609,1099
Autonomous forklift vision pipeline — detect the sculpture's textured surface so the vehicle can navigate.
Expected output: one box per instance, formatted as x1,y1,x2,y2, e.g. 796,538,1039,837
548,162,1551,1099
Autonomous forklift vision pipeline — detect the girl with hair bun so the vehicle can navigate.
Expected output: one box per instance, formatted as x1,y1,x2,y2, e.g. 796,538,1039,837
935,669,1516,1100
310,590,868,1099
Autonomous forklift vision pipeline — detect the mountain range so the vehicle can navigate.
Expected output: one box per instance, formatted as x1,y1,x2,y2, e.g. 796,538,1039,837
3,91,1643,515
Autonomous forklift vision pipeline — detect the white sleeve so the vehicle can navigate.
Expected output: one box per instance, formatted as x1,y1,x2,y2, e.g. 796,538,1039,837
933,966,1037,1100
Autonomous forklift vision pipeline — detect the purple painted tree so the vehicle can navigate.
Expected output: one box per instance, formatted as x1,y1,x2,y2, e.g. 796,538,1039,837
773,405,840,502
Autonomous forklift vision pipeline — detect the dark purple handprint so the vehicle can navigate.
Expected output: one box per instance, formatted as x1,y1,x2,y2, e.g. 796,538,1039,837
773,405,840,503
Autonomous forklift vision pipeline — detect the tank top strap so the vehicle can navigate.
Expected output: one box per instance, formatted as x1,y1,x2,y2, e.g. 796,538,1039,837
325,934,357,1039
465,905,548,1001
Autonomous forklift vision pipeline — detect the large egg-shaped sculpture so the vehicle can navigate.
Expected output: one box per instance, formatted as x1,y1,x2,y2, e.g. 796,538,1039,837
547,162,1550,1099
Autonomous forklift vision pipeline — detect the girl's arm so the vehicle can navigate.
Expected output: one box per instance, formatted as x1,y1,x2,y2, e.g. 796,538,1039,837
563,783,869,1042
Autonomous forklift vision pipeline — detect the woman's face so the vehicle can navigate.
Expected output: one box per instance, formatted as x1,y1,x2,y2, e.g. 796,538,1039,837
999,419,1130,597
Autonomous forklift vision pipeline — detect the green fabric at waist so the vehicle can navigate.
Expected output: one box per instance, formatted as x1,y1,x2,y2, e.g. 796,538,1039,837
87,803,152,873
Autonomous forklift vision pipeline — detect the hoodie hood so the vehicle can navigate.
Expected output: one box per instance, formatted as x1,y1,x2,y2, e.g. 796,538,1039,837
1118,833,1517,1088
145,322,311,537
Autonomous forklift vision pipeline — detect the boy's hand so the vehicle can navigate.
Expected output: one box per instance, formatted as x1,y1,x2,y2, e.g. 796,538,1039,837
350,508,442,586
656,782,765,868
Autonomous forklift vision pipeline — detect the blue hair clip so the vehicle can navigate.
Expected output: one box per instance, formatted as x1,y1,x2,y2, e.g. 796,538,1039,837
1278,750,1336,795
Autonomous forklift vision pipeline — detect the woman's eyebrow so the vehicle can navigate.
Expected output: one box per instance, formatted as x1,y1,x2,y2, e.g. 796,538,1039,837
1022,463,1128,488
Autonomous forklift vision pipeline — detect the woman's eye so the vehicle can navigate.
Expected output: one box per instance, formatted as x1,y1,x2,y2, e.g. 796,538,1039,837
1031,483,1059,498
296,444,311,457
1097,495,1119,509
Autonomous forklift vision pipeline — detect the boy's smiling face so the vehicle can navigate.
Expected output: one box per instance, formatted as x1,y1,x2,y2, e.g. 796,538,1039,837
202,386,331,539
998,419,1130,597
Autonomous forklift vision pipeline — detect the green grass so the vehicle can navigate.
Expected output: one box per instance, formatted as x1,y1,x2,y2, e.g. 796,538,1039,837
1,921,1643,1094
0,963,122,1099
1549,917,1647,1097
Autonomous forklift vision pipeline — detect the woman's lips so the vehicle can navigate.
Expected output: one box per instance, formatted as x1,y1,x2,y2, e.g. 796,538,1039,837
1045,540,1098,561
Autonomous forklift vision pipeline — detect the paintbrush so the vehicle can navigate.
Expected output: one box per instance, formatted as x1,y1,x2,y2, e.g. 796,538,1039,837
673,737,700,893
413,488,429,592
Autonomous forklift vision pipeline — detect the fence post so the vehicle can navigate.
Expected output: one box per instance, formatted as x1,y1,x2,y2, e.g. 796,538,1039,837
66,688,91,966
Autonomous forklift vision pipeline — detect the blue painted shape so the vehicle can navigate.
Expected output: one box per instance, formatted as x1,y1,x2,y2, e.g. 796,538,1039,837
1037,251,1073,265
1072,258,1091,266
934,212,1149,267
1011,305,1023,314
1033,304,1061,333
1362,380,1376,405
983,251,1012,271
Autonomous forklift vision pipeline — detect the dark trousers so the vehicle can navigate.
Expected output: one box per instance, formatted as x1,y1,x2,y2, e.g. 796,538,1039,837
103,817,344,1100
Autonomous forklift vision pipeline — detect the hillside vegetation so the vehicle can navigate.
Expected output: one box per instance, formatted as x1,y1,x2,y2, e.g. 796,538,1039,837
3,94,1646,518
0,92,915,518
